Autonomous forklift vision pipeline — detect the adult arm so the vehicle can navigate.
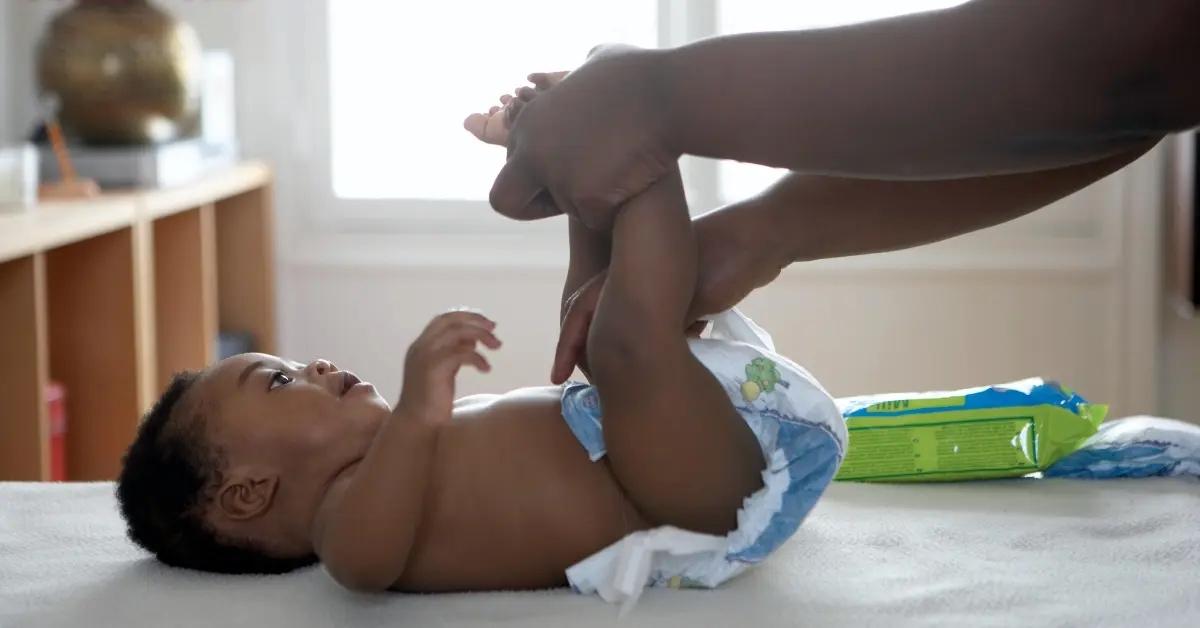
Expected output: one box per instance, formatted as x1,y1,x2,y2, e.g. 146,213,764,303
492,0,1197,224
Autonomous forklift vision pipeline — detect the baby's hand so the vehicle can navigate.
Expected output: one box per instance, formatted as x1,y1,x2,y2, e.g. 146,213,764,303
397,310,501,424
463,71,569,147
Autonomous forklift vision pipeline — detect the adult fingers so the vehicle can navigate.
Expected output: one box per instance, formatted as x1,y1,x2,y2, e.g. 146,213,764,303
551,280,601,383
551,305,591,384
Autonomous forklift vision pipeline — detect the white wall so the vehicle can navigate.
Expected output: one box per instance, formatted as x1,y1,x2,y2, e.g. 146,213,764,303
280,156,1170,419
1162,315,1200,421
0,0,14,142
3,1,1195,421
1161,136,1200,422
285,255,1128,403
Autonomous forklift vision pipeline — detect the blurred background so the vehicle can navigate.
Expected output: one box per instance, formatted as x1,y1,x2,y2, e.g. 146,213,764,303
2,0,1196,422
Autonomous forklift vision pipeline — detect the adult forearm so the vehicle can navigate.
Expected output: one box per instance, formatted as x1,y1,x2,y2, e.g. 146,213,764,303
664,0,1196,178
746,143,1154,266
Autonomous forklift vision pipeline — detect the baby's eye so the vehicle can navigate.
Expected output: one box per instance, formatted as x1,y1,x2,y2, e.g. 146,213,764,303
268,371,293,391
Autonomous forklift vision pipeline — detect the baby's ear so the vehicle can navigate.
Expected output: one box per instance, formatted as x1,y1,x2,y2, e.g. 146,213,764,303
216,471,279,521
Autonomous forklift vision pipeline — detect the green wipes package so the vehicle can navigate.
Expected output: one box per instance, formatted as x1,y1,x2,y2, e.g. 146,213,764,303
834,378,1107,482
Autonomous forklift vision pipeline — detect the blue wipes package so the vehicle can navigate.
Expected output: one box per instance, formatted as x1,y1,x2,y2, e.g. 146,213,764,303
1044,416,1200,479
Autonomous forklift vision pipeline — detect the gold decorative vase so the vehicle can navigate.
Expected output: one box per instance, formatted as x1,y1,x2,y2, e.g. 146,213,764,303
36,0,202,145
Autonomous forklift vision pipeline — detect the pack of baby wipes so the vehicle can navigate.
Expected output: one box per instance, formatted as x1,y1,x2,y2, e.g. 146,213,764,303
1044,416,1200,479
835,378,1106,482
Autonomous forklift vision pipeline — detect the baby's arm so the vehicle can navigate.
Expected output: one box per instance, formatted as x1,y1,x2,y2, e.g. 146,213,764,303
311,311,500,592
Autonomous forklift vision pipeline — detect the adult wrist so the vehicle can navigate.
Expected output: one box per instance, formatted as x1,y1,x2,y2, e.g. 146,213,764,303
655,46,687,158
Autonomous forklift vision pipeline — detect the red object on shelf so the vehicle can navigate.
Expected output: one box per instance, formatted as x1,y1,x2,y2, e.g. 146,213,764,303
47,381,67,481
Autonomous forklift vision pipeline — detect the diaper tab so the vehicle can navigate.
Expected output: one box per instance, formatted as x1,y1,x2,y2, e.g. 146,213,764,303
566,527,729,618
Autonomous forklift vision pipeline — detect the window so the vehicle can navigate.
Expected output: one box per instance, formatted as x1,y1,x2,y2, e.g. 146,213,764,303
325,1,974,213
329,1,657,201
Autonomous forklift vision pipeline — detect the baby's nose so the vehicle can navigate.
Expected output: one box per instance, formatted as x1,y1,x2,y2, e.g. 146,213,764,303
308,359,338,375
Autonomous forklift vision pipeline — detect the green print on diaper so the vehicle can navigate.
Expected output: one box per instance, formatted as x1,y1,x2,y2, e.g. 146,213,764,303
741,357,786,402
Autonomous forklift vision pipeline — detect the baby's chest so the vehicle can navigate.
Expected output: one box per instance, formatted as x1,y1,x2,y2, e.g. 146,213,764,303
440,409,628,533
399,413,638,590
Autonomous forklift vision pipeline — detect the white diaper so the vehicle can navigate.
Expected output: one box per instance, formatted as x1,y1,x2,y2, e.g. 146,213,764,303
558,309,847,614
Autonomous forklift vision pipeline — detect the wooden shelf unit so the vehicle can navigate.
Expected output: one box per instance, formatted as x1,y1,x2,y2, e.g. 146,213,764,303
0,161,276,481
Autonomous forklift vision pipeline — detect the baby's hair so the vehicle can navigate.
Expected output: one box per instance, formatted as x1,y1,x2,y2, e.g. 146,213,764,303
116,371,317,574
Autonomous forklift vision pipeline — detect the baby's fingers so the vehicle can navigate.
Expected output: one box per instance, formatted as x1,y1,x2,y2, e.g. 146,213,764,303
429,318,502,359
456,348,492,373
434,309,497,332
473,327,502,350
436,324,501,352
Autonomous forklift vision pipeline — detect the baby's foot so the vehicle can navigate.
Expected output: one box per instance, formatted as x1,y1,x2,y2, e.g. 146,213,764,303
463,71,569,147
463,93,519,146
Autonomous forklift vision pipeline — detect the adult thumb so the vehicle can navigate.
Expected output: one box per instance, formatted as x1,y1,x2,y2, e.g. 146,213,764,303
490,156,556,220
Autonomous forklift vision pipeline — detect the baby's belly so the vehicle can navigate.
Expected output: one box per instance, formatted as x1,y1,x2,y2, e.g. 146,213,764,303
393,386,648,592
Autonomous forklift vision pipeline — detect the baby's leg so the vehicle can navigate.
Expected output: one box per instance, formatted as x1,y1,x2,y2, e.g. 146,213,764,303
587,168,764,535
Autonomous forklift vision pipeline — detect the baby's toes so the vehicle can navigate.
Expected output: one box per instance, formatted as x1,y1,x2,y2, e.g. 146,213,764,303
463,113,491,142
464,111,510,146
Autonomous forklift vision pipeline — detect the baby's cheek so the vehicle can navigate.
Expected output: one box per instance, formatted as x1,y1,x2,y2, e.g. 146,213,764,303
308,417,345,449
293,404,341,450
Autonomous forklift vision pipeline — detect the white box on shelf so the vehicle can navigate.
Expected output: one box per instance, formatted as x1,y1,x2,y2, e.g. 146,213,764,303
201,50,238,148
0,144,37,212
39,138,239,189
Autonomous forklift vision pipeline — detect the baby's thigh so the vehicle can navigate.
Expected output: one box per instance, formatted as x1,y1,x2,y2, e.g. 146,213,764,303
598,348,764,536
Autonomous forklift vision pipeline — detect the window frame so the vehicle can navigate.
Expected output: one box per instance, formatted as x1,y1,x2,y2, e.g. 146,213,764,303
296,0,720,238
285,0,1123,273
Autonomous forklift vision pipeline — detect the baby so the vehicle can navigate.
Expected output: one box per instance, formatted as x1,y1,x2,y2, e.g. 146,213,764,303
116,75,846,603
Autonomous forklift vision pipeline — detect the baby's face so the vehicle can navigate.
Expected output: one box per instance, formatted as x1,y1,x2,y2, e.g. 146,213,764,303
198,353,389,491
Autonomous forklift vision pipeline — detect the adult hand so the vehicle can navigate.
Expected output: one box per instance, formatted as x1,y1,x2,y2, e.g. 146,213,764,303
549,201,786,384
489,44,678,231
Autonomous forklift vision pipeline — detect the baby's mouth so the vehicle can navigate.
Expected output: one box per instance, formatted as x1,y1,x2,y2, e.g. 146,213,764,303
339,372,362,397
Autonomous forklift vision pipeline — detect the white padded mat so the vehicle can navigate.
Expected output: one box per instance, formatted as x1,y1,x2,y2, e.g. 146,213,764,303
2,479,1198,627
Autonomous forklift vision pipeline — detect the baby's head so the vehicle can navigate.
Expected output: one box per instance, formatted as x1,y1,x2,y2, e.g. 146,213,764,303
117,353,389,574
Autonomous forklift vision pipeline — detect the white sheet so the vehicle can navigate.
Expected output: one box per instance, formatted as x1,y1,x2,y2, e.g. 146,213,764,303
2,479,1198,628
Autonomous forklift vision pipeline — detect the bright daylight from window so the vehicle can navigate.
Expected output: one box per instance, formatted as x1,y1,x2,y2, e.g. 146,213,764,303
329,1,968,203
